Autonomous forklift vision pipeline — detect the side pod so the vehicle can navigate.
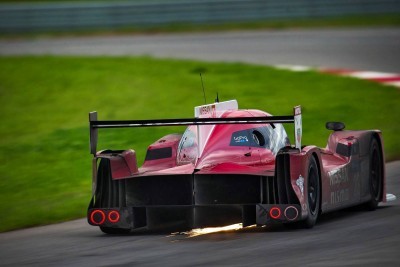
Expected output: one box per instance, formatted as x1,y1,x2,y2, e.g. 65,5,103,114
96,150,139,180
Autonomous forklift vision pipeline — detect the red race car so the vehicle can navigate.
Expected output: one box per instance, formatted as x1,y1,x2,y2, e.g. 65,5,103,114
87,100,385,234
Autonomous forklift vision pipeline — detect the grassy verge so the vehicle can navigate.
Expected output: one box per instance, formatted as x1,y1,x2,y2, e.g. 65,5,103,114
0,56,399,232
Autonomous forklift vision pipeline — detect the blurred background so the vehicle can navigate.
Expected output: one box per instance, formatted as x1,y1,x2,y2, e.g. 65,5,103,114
1,0,400,33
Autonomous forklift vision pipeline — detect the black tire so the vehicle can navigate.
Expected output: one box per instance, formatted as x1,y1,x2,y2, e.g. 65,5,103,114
100,226,131,235
301,156,321,228
284,156,321,230
365,138,383,210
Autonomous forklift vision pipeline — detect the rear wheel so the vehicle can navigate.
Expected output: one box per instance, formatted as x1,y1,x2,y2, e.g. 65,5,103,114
302,156,321,228
365,138,383,210
284,156,320,229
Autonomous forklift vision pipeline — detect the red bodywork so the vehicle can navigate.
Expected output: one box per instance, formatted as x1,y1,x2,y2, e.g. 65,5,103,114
87,100,385,232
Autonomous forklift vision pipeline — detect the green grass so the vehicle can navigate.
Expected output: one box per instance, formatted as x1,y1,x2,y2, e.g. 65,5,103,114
0,56,399,232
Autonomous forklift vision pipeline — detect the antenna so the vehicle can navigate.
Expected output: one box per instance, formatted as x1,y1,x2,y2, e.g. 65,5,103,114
215,92,219,103
200,73,207,104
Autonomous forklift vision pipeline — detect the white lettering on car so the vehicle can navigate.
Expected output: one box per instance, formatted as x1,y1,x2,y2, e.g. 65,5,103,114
330,189,350,204
328,167,350,205
234,136,248,143
328,168,349,186
199,105,216,117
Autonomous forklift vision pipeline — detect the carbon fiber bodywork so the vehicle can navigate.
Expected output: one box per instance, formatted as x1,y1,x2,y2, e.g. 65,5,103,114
87,100,385,232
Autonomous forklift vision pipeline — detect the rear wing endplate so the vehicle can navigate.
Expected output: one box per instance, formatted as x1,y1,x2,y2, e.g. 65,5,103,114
294,106,302,150
89,106,302,155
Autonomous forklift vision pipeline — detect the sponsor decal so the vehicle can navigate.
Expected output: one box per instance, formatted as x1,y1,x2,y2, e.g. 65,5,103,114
199,104,216,117
234,136,249,143
294,106,302,150
330,189,350,204
296,129,301,143
328,168,349,186
296,175,304,195
328,167,350,205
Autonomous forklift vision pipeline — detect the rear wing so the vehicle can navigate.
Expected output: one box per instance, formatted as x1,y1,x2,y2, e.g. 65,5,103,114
89,106,302,155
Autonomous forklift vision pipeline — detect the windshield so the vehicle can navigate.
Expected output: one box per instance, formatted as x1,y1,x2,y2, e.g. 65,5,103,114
176,123,290,165
230,124,289,154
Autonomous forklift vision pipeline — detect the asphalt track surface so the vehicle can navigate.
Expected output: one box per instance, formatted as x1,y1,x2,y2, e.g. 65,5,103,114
0,28,400,72
1,28,400,266
0,161,399,267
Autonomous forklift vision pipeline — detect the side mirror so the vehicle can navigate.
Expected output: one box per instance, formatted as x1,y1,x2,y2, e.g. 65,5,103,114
326,122,345,131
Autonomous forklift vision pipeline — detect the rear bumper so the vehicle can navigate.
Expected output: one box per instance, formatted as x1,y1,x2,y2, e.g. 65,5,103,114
88,204,302,231
89,152,302,231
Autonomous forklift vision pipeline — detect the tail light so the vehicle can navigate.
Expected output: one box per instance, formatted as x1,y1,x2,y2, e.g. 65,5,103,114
90,209,106,225
108,210,120,223
269,207,281,220
284,206,299,221
89,209,121,225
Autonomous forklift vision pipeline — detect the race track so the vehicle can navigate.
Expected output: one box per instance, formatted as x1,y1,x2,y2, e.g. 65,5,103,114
0,28,399,266
0,161,398,266
0,28,400,72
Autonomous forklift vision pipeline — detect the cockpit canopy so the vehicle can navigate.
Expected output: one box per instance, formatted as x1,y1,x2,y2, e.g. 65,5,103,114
177,109,290,166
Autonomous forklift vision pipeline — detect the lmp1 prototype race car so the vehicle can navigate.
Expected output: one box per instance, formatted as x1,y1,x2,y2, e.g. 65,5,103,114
87,100,385,234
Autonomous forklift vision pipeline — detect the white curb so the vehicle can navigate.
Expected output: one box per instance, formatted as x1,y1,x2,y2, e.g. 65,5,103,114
274,65,400,88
